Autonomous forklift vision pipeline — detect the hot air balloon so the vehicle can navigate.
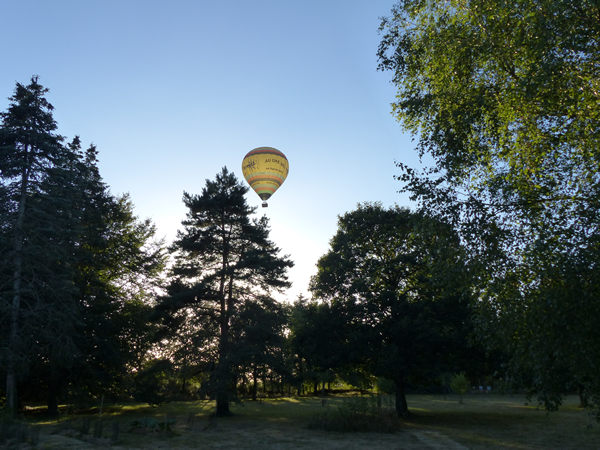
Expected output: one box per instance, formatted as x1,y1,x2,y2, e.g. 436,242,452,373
241,147,289,207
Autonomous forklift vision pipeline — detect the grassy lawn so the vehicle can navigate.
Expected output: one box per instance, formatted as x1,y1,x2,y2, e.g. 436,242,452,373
402,394,599,449
4,394,599,448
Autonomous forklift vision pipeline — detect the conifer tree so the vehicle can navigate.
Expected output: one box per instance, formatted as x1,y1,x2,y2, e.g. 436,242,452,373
158,168,292,415
0,76,65,414
1,78,166,415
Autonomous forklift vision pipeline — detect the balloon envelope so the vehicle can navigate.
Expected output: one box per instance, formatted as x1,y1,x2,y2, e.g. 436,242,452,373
242,147,289,207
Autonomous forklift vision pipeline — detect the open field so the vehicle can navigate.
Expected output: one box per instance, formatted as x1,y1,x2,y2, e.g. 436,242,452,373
4,394,599,449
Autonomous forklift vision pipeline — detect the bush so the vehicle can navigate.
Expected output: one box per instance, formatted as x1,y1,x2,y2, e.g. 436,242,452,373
450,373,470,403
133,359,177,405
129,416,176,434
308,396,400,433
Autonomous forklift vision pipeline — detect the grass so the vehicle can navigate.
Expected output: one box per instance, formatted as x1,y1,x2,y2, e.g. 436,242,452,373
4,394,599,448
402,394,600,449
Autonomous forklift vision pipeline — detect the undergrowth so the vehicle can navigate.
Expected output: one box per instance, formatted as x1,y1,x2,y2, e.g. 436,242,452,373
308,395,400,433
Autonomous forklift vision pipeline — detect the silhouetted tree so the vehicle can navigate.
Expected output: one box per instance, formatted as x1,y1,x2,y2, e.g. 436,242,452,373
311,203,473,417
0,78,166,415
288,297,352,394
157,168,292,415
230,296,288,400
0,77,65,415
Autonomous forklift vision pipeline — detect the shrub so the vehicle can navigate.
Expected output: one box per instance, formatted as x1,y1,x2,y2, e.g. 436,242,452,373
133,359,177,405
450,373,470,404
308,396,400,432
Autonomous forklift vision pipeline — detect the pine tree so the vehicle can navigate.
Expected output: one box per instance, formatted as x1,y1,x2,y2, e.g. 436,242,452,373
158,167,292,415
1,78,166,415
53,138,166,409
0,76,65,415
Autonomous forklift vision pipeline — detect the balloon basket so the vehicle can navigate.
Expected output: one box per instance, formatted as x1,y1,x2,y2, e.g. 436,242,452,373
262,202,268,208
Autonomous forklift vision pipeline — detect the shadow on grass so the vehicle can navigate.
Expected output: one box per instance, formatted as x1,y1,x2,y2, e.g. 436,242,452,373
10,395,600,449
401,395,600,449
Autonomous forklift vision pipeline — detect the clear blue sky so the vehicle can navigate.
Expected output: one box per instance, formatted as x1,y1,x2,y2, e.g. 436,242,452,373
1,0,419,300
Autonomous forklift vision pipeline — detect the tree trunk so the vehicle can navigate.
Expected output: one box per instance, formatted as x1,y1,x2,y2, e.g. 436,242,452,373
394,379,409,418
215,247,232,416
252,367,258,401
6,166,29,416
47,376,59,418
215,389,230,416
215,305,231,415
215,308,231,416
578,384,588,408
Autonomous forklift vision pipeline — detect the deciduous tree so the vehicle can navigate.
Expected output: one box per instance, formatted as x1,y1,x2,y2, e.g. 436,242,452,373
378,0,600,414
311,203,473,417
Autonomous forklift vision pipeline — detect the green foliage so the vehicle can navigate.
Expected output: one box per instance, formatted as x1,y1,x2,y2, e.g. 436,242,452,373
449,373,470,396
378,1,600,416
311,203,475,416
0,76,67,414
0,77,166,414
376,377,396,395
379,0,600,201
230,295,290,399
450,373,470,403
133,359,177,406
287,296,352,393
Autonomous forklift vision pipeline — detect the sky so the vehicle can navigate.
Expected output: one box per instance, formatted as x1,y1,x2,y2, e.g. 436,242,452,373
1,0,420,300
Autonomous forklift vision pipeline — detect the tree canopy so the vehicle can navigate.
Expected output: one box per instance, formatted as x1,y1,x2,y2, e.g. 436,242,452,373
155,168,293,416
311,203,474,417
0,77,166,416
378,0,600,413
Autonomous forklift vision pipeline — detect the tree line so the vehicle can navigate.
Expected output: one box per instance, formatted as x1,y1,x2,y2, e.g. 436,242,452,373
2,0,600,420
0,78,481,419
0,78,166,417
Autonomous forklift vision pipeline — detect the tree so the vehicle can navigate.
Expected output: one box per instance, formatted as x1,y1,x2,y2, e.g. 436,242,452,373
450,373,469,404
378,0,600,414
0,77,65,415
0,78,166,415
378,0,599,211
157,167,292,415
287,297,354,395
229,296,289,400
66,189,166,409
311,203,473,417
